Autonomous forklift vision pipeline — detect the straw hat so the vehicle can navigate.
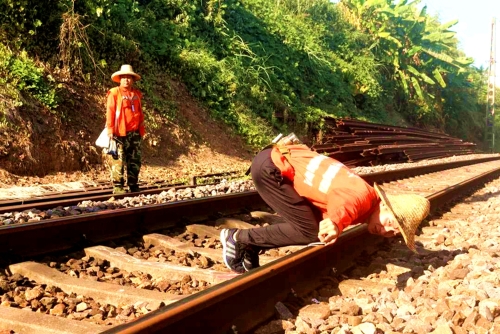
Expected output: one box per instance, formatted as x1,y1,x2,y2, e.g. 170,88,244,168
111,64,141,83
373,183,430,252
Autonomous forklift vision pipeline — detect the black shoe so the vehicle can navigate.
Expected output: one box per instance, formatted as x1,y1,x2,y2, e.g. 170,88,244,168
243,246,260,272
220,229,246,274
129,185,140,193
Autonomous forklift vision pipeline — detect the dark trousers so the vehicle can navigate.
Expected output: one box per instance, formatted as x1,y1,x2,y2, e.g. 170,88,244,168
237,148,322,248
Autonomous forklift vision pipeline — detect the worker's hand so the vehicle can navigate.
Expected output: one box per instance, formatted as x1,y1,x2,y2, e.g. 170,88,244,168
318,218,340,244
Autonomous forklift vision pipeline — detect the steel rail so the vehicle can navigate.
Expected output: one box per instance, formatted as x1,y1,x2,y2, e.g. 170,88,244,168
356,156,500,185
0,192,265,259
101,165,500,334
0,183,171,207
0,184,201,215
0,170,242,210
1,156,499,215
1,157,500,260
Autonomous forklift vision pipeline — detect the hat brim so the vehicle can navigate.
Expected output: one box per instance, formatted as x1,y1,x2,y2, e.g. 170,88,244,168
111,71,141,83
373,183,413,251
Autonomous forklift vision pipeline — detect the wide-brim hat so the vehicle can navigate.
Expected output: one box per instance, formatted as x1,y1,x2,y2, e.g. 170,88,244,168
373,183,430,252
111,64,141,83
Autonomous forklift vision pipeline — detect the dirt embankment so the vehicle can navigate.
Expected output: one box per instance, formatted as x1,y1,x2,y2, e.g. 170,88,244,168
0,78,253,187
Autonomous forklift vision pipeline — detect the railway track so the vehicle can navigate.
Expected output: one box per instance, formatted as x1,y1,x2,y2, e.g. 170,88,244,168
0,170,243,214
1,157,500,333
1,155,498,223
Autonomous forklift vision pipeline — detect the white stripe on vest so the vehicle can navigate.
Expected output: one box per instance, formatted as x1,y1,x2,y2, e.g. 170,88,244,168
318,162,344,194
304,156,358,194
304,155,327,187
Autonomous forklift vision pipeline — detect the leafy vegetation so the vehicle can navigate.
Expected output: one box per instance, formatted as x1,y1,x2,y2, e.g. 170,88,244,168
0,44,59,111
0,0,498,150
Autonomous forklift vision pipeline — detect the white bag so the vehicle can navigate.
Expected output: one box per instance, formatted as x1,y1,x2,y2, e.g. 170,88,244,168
95,128,110,148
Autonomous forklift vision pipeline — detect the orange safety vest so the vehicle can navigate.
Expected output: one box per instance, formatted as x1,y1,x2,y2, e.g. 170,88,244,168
106,87,145,137
270,144,379,234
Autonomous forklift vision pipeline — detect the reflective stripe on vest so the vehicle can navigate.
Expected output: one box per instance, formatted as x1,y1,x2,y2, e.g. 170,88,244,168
304,156,357,194
319,162,345,193
304,155,327,187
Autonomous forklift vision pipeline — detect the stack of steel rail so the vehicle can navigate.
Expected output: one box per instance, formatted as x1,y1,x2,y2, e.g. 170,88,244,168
312,117,478,167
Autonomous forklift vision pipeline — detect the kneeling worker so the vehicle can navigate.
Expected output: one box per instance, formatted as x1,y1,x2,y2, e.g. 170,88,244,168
220,134,430,273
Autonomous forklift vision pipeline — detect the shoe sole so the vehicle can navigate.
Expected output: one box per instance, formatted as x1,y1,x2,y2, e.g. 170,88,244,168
220,229,232,271
242,254,260,272
242,259,251,272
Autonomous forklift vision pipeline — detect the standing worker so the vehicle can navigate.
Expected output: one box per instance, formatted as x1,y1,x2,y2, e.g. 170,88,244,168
105,64,145,194
220,135,430,273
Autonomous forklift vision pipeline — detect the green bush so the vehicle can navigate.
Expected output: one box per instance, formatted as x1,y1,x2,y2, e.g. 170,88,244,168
0,44,59,110
0,0,491,147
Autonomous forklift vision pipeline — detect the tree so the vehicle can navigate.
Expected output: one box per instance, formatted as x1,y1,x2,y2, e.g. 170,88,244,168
337,0,473,128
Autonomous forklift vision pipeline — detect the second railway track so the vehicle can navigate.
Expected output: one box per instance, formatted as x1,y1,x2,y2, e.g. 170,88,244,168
1,156,500,333
0,170,244,214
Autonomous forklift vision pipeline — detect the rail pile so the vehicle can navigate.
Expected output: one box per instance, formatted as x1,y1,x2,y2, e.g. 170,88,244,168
312,117,478,167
